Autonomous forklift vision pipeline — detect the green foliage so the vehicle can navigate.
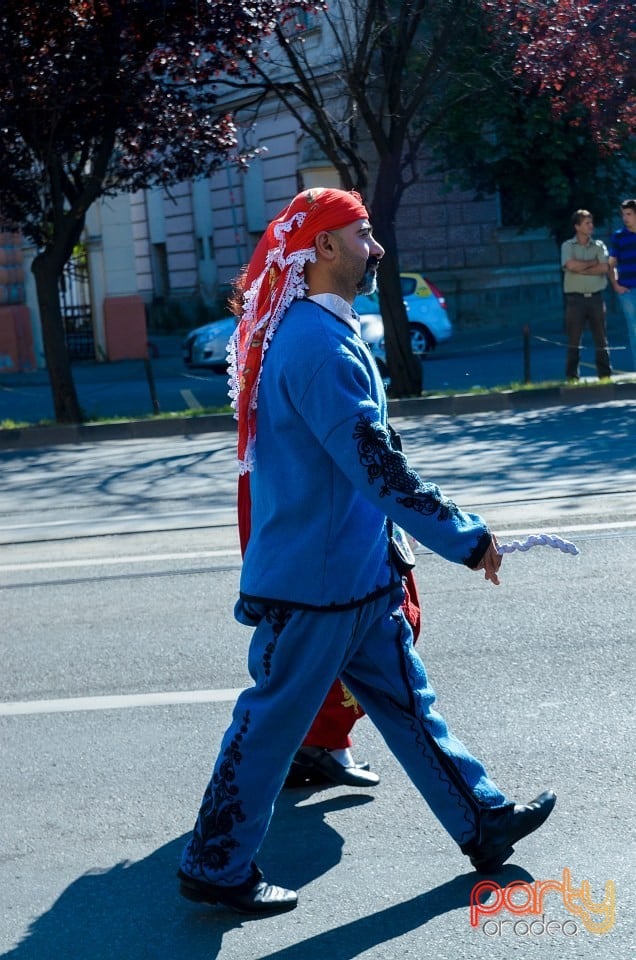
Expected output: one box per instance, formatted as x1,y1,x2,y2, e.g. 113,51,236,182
433,0,636,242
435,88,634,242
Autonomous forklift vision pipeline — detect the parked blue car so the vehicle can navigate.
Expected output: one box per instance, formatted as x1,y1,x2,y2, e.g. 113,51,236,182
355,272,452,378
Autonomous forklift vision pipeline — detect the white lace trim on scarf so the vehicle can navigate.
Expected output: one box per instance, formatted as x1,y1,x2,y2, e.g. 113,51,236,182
226,210,317,473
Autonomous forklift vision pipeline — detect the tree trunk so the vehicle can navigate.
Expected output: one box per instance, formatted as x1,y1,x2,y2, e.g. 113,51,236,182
371,165,422,397
32,252,83,423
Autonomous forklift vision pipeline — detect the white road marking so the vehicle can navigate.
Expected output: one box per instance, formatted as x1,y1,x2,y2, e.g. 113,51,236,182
0,688,246,717
1,521,634,574
180,388,203,409
0,507,230,532
0,549,240,572
2,518,634,719
447,520,636,538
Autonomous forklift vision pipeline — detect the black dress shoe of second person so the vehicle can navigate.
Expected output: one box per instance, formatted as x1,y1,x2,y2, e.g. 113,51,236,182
462,790,557,873
177,864,298,915
285,746,380,788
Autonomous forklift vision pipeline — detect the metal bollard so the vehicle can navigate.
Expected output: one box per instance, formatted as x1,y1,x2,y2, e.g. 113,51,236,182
144,356,160,414
523,325,531,383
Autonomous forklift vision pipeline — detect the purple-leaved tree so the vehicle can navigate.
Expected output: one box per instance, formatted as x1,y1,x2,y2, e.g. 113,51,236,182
0,0,322,422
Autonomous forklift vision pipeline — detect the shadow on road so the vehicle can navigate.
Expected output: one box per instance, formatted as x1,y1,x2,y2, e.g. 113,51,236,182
2,402,635,508
401,402,636,500
253,866,534,960
0,791,362,960
0,434,239,535
1,787,532,960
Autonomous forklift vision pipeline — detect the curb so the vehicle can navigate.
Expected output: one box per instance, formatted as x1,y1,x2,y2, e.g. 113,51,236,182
388,379,636,417
1,381,635,452
0,411,236,451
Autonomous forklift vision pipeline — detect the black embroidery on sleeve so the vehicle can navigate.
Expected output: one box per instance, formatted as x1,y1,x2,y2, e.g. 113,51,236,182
353,414,459,521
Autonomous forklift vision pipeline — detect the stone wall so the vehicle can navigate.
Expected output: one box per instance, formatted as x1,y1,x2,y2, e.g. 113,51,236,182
394,173,565,334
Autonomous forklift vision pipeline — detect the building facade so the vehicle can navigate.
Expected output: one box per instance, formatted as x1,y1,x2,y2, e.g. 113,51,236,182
11,3,629,372
128,3,567,337
129,104,564,337
2,194,147,371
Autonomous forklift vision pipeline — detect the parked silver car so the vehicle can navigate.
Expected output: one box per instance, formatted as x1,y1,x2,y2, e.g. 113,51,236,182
182,272,451,377
182,316,236,373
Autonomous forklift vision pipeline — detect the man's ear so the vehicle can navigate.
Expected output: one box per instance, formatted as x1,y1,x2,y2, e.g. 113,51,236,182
314,230,338,260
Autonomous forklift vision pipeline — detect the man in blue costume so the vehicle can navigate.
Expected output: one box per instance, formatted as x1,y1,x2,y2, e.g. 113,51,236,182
178,187,556,915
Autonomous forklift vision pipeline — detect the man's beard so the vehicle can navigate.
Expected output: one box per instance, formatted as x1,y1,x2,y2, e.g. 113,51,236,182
356,258,380,295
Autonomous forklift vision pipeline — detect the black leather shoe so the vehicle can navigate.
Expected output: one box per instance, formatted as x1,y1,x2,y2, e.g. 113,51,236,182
177,864,298,915
461,790,557,872
284,746,380,788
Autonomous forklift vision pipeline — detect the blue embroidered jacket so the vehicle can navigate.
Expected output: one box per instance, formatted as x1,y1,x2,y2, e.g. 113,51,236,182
239,299,491,610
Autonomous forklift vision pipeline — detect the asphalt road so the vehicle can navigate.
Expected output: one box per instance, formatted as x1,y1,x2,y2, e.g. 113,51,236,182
1,404,635,959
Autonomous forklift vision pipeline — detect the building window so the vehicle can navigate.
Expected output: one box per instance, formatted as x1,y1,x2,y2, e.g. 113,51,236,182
281,8,320,37
243,159,267,235
151,242,170,299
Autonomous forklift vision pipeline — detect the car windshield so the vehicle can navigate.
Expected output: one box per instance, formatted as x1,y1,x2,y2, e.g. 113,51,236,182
399,276,417,296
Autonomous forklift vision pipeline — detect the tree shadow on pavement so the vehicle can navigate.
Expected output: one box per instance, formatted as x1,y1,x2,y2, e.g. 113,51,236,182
1,783,533,960
402,402,636,490
1,403,634,531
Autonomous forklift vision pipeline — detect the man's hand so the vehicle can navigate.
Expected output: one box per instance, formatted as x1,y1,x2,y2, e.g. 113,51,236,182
475,535,502,585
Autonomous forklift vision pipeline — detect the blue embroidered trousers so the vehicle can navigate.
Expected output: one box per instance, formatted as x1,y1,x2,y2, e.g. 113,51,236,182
180,585,510,887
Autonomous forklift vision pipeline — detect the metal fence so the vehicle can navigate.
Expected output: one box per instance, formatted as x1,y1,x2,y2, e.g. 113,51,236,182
61,245,94,360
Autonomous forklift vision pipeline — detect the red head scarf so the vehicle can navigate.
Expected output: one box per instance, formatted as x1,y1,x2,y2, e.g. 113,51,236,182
227,187,370,473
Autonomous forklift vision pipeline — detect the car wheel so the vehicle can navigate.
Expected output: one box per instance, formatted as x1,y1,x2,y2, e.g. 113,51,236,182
410,324,436,355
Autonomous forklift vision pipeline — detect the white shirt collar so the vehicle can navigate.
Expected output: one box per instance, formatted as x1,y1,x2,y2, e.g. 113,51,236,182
307,293,361,335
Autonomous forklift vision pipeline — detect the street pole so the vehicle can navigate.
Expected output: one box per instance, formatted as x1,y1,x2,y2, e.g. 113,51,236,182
143,356,160,414
523,325,531,383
